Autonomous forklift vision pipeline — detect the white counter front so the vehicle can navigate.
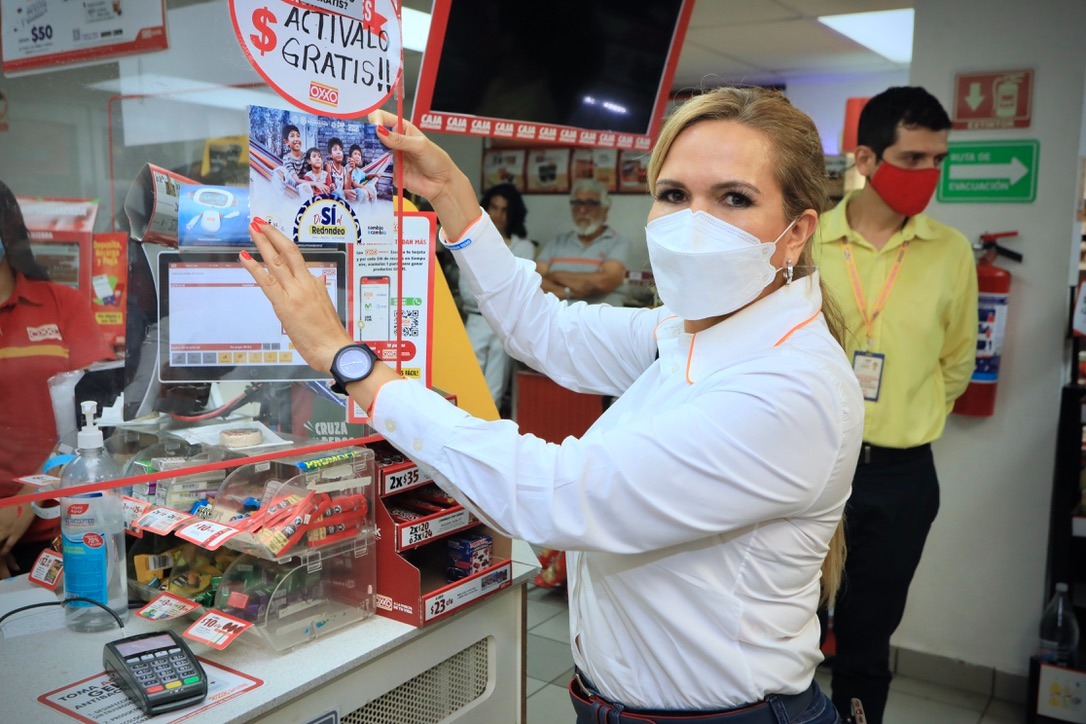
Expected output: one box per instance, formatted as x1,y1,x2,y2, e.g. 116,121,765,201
1,540,539,724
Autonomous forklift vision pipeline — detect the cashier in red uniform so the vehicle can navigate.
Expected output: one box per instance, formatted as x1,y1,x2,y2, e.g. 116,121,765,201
0,180,112,577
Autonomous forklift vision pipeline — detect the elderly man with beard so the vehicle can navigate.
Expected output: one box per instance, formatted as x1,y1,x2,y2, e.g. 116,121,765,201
532,178,631,589
537,178,630,306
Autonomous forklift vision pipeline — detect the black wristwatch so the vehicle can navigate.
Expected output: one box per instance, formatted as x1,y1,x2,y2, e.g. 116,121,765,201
329,343,381,395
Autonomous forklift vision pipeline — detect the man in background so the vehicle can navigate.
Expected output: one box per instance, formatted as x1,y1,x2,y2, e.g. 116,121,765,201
815,86,978,724
532,178,630,589
536,178,629,306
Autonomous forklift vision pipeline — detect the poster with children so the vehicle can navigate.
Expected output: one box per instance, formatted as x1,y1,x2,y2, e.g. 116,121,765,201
247,104,395,249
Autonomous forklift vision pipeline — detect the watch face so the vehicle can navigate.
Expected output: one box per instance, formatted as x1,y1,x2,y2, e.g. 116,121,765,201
336,346,374,380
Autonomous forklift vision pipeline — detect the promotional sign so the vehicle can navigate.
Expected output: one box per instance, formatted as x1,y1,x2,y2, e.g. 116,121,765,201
136,592,200,621
27,549,63,591
177,185,249,246
38,659,262,724
347,212,436,422
19,197,98,244
230,0,402,118
248,103,393,247
571,148,618,192
91,232,128,353
481,149,526,191
953,69,1033,130
937,140,1039,203
184,609,253,650
526,148,571,193
1,0,168,76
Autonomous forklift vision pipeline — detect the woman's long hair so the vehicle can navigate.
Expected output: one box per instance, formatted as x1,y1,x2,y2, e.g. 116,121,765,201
0,180,51,281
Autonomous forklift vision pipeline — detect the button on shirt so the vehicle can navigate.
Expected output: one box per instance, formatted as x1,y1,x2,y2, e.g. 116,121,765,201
816,192,978,447
536,227,630,305
372,212,863,710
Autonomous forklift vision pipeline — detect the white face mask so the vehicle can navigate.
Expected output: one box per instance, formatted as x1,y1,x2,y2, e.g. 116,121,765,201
646,209,796,320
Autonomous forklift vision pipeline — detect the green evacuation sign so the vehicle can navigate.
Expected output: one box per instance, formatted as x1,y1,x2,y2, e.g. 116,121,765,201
937,140,1038,203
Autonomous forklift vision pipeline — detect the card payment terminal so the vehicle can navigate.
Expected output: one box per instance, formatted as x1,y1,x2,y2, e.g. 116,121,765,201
103,630,208,715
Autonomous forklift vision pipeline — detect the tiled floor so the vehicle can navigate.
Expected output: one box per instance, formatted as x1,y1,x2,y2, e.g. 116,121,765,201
524,583,1026,723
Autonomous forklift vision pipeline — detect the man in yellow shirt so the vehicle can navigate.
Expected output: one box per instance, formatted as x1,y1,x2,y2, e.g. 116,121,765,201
815,87,978,724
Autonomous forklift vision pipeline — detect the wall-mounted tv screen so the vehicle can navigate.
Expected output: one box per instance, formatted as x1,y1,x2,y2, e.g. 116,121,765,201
412,0,694,150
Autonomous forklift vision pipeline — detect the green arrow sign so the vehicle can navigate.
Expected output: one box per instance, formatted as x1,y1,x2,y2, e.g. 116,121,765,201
937,140,1038,203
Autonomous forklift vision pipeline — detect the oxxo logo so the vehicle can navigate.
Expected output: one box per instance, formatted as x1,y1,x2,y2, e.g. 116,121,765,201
309,81,339,107
27,323,61,342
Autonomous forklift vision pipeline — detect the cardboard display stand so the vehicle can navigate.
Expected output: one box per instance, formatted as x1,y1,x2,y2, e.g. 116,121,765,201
373,455,513,627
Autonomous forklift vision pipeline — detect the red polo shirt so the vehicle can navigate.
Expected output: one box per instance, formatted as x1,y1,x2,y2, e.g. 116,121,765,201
0,272,112,541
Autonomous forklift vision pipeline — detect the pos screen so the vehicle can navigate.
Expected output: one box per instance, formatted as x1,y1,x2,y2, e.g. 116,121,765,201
157,250,346,383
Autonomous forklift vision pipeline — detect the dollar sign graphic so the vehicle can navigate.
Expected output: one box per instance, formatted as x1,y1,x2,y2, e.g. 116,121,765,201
250,8,277,56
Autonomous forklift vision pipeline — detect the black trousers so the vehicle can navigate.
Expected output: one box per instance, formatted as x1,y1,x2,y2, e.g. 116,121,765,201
828,444,939,724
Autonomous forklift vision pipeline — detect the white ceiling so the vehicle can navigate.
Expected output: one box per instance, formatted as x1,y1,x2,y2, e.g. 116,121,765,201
676,0,912,88
399,0,913,95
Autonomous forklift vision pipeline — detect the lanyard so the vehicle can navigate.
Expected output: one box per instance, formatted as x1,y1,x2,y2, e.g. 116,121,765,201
841,239,910,348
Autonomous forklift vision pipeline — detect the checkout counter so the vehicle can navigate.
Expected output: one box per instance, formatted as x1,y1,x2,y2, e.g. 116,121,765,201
2,539,537,723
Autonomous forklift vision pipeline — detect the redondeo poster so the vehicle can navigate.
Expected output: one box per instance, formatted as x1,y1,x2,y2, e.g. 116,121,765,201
230,0,402,118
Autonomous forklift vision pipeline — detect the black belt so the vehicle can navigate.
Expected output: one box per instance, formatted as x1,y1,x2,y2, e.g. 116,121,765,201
569,670,818,724
858,442,931,465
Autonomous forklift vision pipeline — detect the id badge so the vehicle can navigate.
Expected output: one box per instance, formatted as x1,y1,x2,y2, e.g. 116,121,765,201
852,351,885,402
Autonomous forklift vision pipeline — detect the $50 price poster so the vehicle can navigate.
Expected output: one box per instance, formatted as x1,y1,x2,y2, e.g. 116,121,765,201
1,1,168,77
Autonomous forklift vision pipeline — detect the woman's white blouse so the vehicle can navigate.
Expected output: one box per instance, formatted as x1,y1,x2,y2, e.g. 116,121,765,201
370,211,864,710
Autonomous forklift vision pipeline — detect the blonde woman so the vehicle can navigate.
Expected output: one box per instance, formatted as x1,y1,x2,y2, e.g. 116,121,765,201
243,87,862,723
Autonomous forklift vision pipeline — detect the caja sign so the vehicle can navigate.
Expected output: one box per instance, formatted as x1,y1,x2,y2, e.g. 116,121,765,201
230,0,402,118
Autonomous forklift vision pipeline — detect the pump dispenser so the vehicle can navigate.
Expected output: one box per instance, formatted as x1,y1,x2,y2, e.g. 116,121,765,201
59,400,129,632
76,400,105,450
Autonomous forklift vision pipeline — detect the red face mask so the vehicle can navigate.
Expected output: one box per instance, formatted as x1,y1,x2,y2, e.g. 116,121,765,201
868,161,941,217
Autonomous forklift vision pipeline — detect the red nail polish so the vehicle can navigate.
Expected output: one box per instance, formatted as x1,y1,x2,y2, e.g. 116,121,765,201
240,249,252,260
250,217,267,231
376,126,390,138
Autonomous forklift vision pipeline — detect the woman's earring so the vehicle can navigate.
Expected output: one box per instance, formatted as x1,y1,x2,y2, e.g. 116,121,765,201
785,259,794,286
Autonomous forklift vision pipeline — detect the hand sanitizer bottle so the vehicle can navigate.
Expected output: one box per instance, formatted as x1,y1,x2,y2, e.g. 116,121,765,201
59,401,129,632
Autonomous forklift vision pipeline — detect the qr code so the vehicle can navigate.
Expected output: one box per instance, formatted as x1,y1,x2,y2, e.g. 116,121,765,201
401,309,420,337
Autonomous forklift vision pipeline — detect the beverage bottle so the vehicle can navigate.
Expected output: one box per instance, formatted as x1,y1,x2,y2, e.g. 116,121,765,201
59,401,129,632
1038,582,1080,666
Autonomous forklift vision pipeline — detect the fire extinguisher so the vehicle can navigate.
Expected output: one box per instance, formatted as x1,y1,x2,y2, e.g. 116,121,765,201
953,231,1023,417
